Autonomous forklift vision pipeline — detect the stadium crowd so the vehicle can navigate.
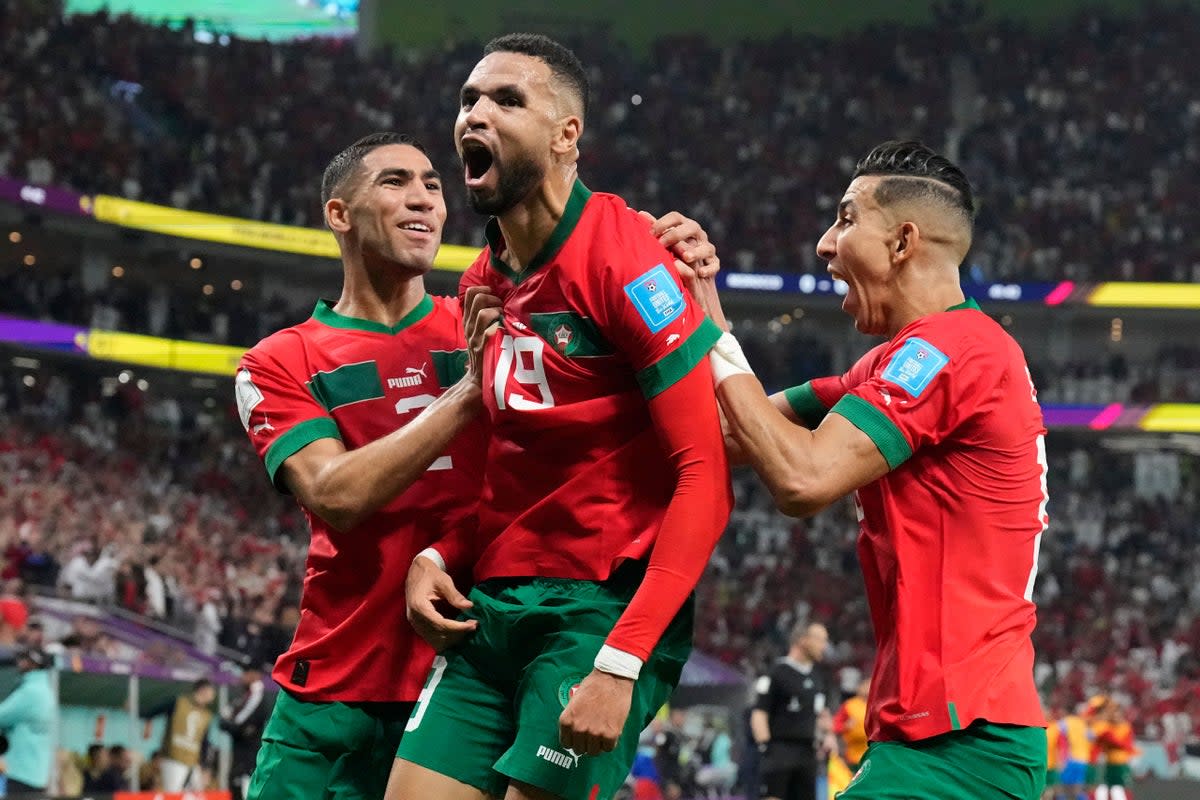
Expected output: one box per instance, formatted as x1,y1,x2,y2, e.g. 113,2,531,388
3,360,1200,751
7,263,1200,406
1,2,1199,282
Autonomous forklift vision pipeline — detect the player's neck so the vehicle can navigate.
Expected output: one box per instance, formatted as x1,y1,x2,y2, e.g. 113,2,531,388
334,266,427,328
884,268,965,338
495,164,578,273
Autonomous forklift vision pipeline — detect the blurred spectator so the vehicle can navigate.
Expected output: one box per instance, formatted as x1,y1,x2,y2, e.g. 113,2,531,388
0,596,27,663
58,540,119,603
695,714,738,798
653,708,688,799
104,744,134,792
0,4,1199,286
138,750,165,792
0,647,55,796
81,742,110,792
220,665,268,800
142,678,216,792
194,587,223,655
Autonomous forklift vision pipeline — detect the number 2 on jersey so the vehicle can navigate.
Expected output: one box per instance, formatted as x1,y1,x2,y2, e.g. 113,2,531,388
494,334,555,411
394,394,452,471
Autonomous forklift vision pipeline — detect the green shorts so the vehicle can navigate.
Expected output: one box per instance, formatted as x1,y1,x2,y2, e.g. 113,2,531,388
396,565,693,800
837,723,1046,800
246,688,414,800
1103,763,1131,787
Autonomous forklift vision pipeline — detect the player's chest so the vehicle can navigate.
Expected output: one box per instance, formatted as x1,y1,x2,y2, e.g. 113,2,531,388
481,271,630,414
306,341,467,442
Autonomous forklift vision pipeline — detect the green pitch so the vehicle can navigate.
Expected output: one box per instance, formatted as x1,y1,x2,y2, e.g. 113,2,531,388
66,1,356,41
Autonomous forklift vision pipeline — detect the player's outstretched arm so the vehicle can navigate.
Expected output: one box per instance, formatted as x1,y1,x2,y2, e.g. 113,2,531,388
687,274,889,516
279,378,482,533
401,286,503,649
560,362,732,756
716,363,888,517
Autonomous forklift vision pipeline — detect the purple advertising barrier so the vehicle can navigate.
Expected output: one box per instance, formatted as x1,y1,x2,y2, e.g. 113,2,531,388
0,175,92,217
0,313,88,352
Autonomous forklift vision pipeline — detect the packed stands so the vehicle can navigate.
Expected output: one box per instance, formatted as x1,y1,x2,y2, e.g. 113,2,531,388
2,3,1199,281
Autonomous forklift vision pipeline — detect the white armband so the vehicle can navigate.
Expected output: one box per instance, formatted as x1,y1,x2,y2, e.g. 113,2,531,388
709,331,755,386
415,547,446,571
594,644,644,680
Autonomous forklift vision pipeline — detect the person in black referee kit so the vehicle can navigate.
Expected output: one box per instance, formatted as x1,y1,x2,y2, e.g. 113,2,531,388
752,622,831,800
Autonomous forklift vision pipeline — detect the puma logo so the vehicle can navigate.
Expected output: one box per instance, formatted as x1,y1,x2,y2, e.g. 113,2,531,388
389,364,428,389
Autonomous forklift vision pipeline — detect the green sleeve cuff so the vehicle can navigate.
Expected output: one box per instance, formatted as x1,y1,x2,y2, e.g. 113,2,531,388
264,417,342,492
635,317,724,399
783,382,829,427
830,394,912,470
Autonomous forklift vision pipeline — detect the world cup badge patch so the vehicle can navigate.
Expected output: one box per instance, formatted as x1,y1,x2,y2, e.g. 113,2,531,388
880,337,949,397
624,264,686,333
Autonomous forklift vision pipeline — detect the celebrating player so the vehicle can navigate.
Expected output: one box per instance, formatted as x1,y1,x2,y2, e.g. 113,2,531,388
688,141,1049,799
236,131,718,799
235,132,490,800
1093,702,1137,800
391,33,732,800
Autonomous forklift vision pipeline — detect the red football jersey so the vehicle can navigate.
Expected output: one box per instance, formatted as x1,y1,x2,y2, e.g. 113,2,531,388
827,300,1048,741
457,180,723,583
784,342,890,427
236,296,486,702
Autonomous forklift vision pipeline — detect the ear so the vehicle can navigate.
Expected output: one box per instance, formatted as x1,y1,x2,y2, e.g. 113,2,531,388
552,114,583,156
891,220,919,265
325,197,351,234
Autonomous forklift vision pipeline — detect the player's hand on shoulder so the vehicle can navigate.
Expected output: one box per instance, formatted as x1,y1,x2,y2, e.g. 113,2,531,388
558,668,635,756
463,285,502,387
637,209,722,281
404,554,477,652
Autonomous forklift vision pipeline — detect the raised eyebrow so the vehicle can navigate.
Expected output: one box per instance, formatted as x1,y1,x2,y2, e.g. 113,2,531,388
838,199,856,216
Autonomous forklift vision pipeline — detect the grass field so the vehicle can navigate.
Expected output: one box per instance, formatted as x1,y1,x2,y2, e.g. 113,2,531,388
66,0,356,40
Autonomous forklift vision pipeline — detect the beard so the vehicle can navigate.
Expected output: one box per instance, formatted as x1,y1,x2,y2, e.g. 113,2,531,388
466,152,545,216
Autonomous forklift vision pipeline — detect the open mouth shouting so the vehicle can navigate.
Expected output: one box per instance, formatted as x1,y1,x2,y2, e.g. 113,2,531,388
461,136,497,193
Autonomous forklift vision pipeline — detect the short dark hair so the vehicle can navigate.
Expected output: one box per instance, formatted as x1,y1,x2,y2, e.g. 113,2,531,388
320,132,426,206
484,33,589,119
852,140,975,228
192,678,214,693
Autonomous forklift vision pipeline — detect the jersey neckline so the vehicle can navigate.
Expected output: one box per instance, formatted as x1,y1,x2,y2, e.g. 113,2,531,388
310,295,434,335
946,297,981,312
484,179,593,285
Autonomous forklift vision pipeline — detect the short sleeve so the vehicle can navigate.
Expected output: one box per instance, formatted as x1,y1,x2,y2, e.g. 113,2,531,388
597,207,722,398
237,345,341,492
783,342,891,426
754,671,775,712
831,321,989,470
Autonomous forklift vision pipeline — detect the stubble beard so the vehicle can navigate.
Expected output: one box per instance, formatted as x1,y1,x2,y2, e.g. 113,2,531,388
466,153,545,216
